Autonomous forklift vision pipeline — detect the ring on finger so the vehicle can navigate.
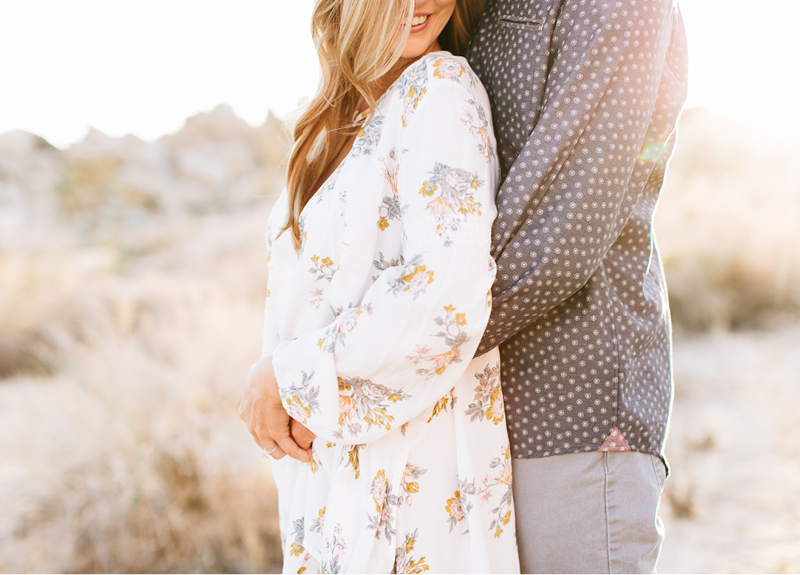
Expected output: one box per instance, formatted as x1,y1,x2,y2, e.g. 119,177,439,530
261,445,279,458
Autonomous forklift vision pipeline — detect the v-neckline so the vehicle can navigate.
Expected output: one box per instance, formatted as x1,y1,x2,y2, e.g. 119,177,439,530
300,107,376,218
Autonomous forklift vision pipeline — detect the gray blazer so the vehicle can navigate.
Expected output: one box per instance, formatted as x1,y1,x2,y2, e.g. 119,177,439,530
467,0,688,464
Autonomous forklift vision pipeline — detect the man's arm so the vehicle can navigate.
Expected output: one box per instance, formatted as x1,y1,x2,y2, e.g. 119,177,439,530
477,0,688,353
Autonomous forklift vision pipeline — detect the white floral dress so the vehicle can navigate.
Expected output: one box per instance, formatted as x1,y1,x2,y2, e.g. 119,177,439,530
262,52,519,574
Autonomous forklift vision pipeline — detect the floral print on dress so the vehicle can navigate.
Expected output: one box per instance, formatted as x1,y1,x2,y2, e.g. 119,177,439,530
280,370,320,424
310,288,325,311
432,57,467,81
373,252,405,281
345,444,362,479
445,478,476,534
426,387,456,424
394,529,431,574
321,524,346,574
407,305,469,379
289,517,306,557
398,463,428,506
461,98,495,164
387,255,435,299
317,304,374,353
310,507,326,534
309,254,337,282
419,163,484,246
378,148,406,230
351,112,384,157
397,64,429,127
465,363,504,425
335,376,410,440
367,470,399,542
478,446,514,538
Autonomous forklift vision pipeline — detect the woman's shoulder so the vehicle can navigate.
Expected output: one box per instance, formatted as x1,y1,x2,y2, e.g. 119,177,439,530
388,51,491,127
400,51,483,91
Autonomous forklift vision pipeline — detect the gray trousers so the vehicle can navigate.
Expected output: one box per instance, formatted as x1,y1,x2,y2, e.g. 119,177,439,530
512,451,667,574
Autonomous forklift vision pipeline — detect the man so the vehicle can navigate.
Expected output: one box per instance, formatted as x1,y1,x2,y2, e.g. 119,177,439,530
241,0,687,571
464,0,687,571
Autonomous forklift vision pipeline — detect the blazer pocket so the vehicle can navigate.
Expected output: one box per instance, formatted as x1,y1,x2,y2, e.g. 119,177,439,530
498,14,543,31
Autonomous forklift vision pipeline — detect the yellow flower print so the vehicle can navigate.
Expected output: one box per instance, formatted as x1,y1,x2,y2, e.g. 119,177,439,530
466,364,504,425
397,61,429,127
419,180,437,197
399,462,428,506
309,254,337,282
394,529,431,573
289,517,306,557
401,85,428,128
279,371,320,424
419,163,484,246
477,445,514,538
432,57,466,80
445,479,475,533
426,387,456,424
334,376,410,440
388,256,435,299
310,506,326,534
346,445,362,479
368,470,399,541
407,306,469,379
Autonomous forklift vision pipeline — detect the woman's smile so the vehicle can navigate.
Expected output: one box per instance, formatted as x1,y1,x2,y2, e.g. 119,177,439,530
410,13,430,31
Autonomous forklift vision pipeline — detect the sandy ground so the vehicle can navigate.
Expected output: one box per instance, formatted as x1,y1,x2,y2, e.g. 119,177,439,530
658,323,800,573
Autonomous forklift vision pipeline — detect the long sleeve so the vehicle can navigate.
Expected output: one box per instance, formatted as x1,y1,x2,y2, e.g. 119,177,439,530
271,66,499,445
474,0,688,352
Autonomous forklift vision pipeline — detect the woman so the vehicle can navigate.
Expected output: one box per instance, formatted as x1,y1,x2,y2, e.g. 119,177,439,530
243,0,517,571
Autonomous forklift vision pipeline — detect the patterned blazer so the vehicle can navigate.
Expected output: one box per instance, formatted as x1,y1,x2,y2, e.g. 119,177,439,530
467,0,688,464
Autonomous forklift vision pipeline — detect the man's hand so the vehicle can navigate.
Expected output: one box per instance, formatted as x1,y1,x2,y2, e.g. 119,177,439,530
238,356,312,462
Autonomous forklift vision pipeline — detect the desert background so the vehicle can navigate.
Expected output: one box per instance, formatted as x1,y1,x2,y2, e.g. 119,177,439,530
2,102,800,573
2,1,800,573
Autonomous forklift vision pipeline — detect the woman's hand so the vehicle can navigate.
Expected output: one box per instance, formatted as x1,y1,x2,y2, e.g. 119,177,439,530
239,356,312,462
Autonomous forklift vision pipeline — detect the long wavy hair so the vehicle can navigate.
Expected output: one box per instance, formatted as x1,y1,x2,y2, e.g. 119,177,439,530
282,0,486,249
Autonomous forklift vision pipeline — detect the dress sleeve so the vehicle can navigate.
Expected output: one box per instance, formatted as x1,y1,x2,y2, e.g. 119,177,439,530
261,191,289,358
271,67,499,445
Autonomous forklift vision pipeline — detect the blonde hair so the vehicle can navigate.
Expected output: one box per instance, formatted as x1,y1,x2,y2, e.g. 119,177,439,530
283,0,486,249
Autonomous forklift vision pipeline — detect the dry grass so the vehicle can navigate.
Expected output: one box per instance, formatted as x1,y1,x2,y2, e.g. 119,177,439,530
0,108,288,572
0,210,284,572
657,108,800,331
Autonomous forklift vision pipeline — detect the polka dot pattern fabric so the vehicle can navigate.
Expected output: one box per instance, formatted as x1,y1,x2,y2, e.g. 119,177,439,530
467,0,688,461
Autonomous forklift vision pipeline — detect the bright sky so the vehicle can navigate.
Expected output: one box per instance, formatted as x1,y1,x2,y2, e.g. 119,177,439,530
1,0,798,149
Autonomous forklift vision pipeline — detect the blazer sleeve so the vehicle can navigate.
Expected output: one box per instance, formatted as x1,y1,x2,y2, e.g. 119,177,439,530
476,0,688,352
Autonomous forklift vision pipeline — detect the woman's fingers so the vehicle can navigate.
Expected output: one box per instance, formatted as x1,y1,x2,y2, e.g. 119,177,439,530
240,356,311,463
291,418,316,452
269,404,311,462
